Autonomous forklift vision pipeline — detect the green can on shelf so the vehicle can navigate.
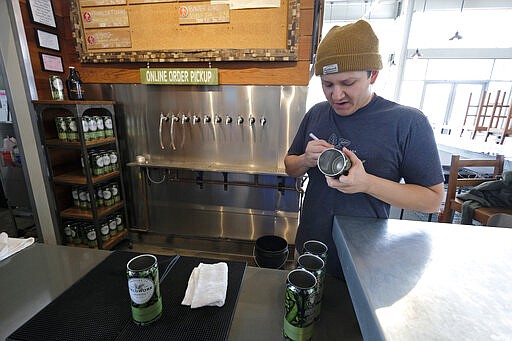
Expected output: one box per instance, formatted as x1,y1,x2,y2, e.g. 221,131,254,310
65,117,78,142
86,225,98,248
103,115,114,137
116,213,124,232
109,216,118,237
94,116,106,139
55,116,67,141
100,221,110,242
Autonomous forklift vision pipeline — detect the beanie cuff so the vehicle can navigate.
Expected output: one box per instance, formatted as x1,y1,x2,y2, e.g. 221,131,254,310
315,53,383,76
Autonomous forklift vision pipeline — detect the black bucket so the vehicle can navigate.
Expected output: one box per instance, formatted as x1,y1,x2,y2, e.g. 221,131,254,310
254,235,289,269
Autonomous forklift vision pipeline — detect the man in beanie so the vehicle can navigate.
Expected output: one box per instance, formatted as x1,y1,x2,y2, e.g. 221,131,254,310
285,20,444,277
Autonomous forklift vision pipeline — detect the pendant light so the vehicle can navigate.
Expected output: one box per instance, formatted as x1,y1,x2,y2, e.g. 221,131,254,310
449,0,464,40
410,48,422,59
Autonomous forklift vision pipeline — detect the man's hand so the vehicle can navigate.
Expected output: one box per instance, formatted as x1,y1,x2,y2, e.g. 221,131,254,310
325,147,368,193
304,139,334,168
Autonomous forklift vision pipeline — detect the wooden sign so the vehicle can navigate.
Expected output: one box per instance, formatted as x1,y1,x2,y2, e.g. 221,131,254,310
140,68,219,85
85,29,132,48
178,4,230,25
81,7,129,28
81,0,126,6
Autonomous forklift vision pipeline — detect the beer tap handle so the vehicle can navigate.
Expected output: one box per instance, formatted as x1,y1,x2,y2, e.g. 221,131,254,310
237,115,244,125
204,115,211,124
249,116,256,126
159,113,168,149
215,115,222,124
226,115,233,124
260,116,267,126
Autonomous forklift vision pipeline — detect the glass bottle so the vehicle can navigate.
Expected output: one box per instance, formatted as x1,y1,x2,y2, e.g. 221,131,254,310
66,66,85,100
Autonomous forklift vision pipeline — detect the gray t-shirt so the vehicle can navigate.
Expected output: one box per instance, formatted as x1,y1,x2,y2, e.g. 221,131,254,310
288,95,444,276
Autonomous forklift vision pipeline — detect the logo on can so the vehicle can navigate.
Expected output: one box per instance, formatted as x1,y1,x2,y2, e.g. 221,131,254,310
127,254,162,326
49,76,64,100
284,269,317,341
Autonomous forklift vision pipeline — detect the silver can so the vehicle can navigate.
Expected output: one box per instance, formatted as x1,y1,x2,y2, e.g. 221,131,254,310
297,253,325,321
49,76,64,100
317,148,352,177
284,269,317,341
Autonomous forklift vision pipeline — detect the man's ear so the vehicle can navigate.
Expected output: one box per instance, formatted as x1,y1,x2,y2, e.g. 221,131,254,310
369,70,379,84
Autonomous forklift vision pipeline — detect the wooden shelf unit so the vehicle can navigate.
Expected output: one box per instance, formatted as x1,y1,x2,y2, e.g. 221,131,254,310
33,100,129,250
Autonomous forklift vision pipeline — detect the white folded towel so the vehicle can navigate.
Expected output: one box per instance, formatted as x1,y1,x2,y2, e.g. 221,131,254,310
0,232,35,262
181,262,228,309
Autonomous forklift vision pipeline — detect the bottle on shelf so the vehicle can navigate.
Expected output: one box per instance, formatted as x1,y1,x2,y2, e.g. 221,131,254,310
66,66,85,100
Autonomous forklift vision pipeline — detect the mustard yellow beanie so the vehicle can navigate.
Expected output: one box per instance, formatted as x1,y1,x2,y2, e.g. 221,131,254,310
314,20,383,76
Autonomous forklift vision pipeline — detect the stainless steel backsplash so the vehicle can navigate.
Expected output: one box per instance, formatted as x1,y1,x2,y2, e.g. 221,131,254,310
91,84,308,244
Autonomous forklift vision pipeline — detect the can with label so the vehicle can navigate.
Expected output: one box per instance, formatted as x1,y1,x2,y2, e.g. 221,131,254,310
65,117,78,142
96,185,104,207
127,254,163,326
110,150,119,171
303,240,328,267
81,117,91,141
63,222,74,244
55,117,67,140
71,186,80,207
116,213,125,232
88,116,98,140
86,224,98,248
91,152,104,176
94,116,106,139
297,253,325,321
102,151,112,173
103,115,114,137
72,223,82,245
103,185,113,206
108,216,118,237
284,269,317,341
111,182,120,203
49,76,64,100
100,221,110,242
78,187,88,210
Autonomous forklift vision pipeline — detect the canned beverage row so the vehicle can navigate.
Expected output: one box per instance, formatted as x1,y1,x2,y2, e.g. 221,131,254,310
71,181,122,210
284,240,328,341
55,115,114,142
63,213,125,248
81,149,119,176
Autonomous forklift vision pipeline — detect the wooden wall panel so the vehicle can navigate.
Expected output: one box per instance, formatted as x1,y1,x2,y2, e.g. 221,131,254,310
20,0,320,100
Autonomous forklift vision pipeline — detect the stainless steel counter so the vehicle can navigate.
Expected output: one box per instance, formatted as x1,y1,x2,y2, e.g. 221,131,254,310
333,216,512,341
0,244,362,340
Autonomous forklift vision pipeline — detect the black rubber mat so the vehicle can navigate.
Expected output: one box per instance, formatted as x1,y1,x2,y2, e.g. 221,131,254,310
8,251,246,341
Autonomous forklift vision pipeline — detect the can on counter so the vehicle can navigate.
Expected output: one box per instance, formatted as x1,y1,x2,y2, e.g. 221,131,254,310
55,116,67,140
303,240,328,267
127,254,163,326
49,76,64,100
284,269,317,341
297,253,325,321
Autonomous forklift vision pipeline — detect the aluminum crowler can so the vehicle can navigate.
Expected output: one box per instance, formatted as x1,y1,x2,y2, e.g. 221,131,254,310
284,268,317,341
127,254,163,325
297,253,325,321
49,76,64,100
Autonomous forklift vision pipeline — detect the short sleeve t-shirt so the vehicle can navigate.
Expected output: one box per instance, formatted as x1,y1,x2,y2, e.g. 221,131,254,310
288,95,444,275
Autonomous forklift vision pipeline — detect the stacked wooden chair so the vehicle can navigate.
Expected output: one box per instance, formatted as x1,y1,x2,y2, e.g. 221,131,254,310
460,90,511,144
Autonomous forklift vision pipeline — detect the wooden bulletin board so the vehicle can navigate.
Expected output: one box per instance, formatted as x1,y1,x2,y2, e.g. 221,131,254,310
70,0,300,63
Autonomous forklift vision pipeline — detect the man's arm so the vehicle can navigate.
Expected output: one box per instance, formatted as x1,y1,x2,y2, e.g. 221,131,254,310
285,139,333,178
325,147,444,213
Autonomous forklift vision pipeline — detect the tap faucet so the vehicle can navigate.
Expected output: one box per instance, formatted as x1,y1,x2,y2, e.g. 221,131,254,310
249,116,256,126
260,116,267,126
225,115,233,124
237,115,244,125
204,115,211,124
192,114,201,124
181,113,189,124
215,115,222,124
171,113,179,123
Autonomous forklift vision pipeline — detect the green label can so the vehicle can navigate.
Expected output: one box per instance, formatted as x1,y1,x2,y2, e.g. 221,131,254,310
55,117,67,140
127,254,163,326
297,253,325,321
284,269,317,341
65,117,78,142
49,76,64,100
